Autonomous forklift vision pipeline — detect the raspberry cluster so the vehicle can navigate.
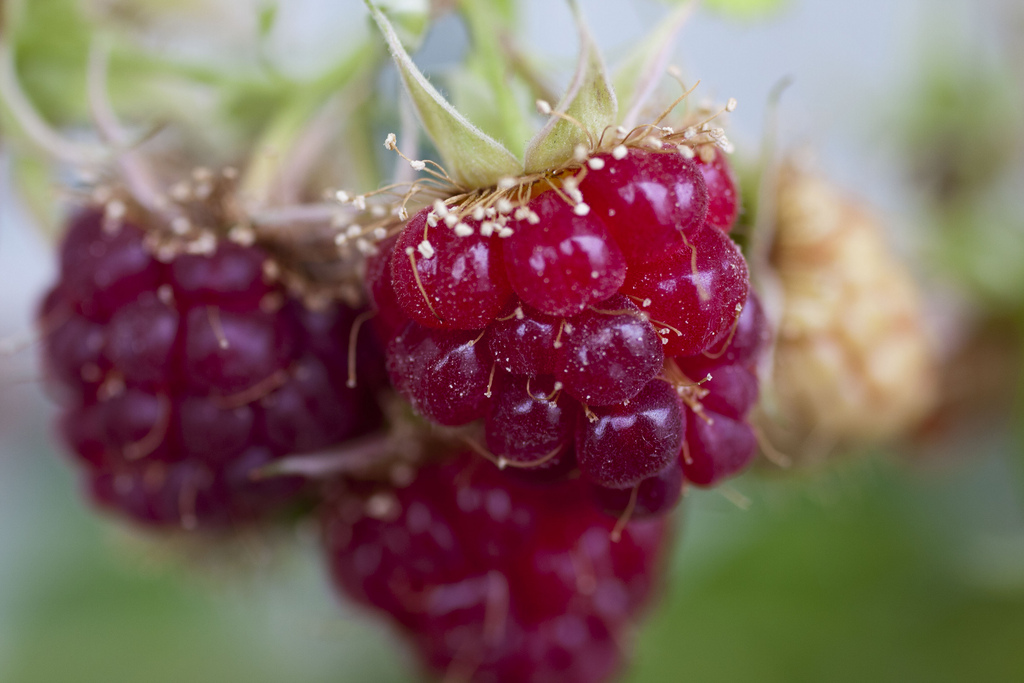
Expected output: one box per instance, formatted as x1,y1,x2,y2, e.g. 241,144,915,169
323,453,670,683
370,146,763,518
39,209,385,528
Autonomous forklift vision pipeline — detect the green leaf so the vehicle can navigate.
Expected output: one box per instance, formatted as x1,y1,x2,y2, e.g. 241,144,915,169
365,0,522,188
523,0,617,173
614,1,697,129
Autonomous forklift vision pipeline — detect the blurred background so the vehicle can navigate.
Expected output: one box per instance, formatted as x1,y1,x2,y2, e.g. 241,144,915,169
2,0,1024,681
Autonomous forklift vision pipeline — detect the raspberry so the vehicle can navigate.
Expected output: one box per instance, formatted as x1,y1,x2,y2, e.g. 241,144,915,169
368,141,752,503
581,147,709,265
39,208,386,529
695,149,740,232
322,454,671,683
502,191,626,317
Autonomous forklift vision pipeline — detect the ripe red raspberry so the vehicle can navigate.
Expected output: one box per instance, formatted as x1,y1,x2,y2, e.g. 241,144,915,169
369,142,753,505
39,208,386,529
322,454,671,683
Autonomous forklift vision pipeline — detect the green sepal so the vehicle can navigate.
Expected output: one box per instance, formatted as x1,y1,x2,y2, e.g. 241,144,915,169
365,0,522,188
523,0,616,173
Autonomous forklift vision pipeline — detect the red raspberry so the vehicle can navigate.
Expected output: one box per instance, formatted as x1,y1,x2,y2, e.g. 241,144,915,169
370,143,754,504
39,208,386,529
322,454,671,683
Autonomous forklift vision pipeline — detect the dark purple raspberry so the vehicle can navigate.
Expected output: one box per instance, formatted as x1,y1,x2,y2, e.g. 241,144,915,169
581,147,709,265
681,407,758,487
555,295,664,406
390,209,513,330
386,323,494,426
40,207,386,529
622,224,749,357
575,379,684,489
501,191,627,317
695,149,740,232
